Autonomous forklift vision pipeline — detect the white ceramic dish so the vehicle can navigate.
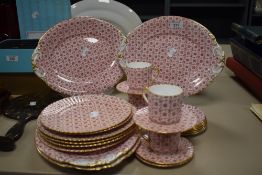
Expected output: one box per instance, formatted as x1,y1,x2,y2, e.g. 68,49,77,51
71,0,142,35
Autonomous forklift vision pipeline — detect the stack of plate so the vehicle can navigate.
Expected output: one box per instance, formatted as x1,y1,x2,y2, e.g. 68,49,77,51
35,95,140,170
182,105,207,136
182,118,207,136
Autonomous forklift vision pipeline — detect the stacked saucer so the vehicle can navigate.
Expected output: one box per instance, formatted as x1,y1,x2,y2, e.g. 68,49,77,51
35,95,140,170
117,81,207,136
182,105,207,136
134,84,198,167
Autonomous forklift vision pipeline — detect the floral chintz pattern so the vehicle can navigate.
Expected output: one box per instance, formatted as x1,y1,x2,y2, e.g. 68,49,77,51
148,92,183,124
124,16,224,96
34,17,125,96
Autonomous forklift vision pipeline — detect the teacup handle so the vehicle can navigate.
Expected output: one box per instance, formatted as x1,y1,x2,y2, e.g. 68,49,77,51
142,87,149,104
150,66,160,84
138,128,151,144
141,134,151,144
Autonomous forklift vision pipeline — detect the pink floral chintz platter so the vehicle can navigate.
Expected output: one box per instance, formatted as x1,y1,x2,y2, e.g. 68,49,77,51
32,17,125,96
124,16,225,96
39,95,132,135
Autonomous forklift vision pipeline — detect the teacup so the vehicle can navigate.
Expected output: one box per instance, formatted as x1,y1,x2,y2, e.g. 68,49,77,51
143,84,183,125
125,61,159,90
142,131,181,154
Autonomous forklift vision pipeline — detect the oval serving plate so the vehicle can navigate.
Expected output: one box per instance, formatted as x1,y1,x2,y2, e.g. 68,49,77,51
124,16,225,96
33,17,125,96
71,0,142,35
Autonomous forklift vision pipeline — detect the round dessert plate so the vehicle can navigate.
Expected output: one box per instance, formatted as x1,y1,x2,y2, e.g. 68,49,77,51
39,95,132,135
35,133,139,168
33,17,124,96
133,104,197,134
37,118,136,143
116,81,143,95
39,131,131,153
38,127,135,147
124,16,225,96
136,137,193,167
71,0,142,35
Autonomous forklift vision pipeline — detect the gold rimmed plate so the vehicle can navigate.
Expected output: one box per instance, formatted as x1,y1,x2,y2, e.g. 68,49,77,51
39,128,135,149
39,132,131,153
36,138,140,171
35,132,140,168
39,95,132,135
38,125,137,146
37,113,136,142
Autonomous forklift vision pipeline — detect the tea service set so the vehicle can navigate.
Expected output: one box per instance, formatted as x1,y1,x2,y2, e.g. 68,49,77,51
117,61,206,167
32,15,225,170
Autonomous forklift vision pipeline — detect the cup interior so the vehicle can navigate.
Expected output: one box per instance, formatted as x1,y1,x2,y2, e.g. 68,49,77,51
127,61,151,69
148,84,183,96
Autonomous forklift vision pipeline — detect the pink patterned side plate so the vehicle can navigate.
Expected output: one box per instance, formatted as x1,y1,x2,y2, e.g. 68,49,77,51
32,17,125,96
40,95,132,135
124,16,225,96
116,81,143,95
38,131,132,153
133,104,197,133
136,137,193,167
37,118,135,142
35,132,139,168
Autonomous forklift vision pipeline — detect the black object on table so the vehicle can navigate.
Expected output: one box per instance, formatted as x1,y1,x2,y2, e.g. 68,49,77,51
0,90,63,151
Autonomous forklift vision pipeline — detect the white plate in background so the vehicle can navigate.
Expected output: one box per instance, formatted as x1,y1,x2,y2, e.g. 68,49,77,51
71,0,142,35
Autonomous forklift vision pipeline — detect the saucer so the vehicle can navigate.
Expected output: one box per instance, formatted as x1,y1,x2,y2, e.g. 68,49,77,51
182,118,207,136
133,104,197,134
116,81,143,95
136,137,193,167
182,105,207,136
